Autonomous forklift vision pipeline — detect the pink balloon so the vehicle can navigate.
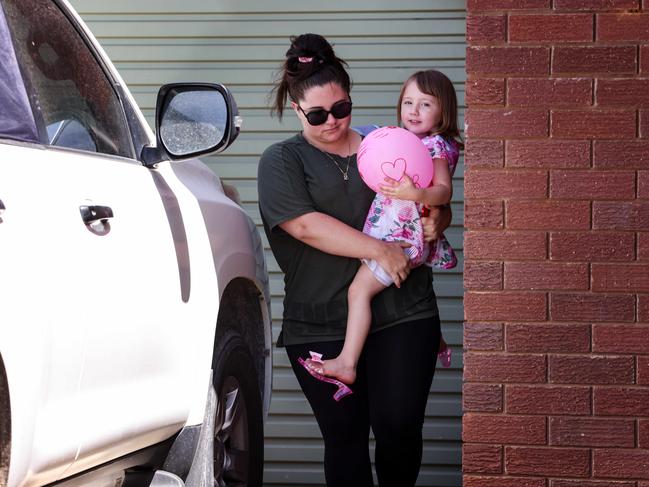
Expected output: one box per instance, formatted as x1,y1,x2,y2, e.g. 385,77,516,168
357,126,433,193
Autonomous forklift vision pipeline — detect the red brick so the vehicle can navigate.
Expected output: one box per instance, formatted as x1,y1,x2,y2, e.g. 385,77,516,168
550,170,635,200
510,14,593,42
465,200,504,229
465,262,503,291
505,262,588,290
639,170,649,199
506,384,591,415
463,443,503,474
551,481,635,487
598,13,649,42
465,231,547,260
550,417,635,447
465,169,548,198
467,15,507,44
509,78,592,107
640,419,649,447
465,139,504,168
551,293,636,322
594,201,649,231
464,383,503,412
467,109,549,138
550,355,635,384
594,387,649,415
594,448,649,479
465,322,504,350
464,352,547,383
593,264,649,292
464,413,547,445
555,0,638,9
643,46,649,75
593,324,649,353
465,476,545,487
506,140,591,169
467,46,550,75
506,200,590,230
640,233,649,260
550,232,635,262
642,109,649,137
639,356,649,384
465,292,548,321
640,295,649,322
551,110,636,139
553,46,637,74
505,446,590,477
466,78,506,105
594,140,649,169
597,79,649,107
506,323,591,353
467,0,550,11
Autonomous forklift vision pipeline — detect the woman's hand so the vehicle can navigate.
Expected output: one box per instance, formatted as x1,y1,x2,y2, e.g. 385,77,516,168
375,240,412,287
421,205,452,242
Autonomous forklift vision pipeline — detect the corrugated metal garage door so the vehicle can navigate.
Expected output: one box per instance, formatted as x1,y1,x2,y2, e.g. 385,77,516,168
70,1,465,485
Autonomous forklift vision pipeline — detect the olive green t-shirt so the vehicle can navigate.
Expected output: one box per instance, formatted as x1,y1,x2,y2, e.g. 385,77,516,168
258,133,438,347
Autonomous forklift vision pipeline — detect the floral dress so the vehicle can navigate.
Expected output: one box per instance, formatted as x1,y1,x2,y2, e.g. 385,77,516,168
361,134,460,286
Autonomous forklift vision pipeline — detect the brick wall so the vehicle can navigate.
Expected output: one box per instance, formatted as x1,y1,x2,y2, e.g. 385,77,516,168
463,1,649,485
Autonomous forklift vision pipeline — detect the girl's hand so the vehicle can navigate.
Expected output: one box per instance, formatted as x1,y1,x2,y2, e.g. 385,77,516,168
375,240,411,287
379,174,421,202
421,205,452,242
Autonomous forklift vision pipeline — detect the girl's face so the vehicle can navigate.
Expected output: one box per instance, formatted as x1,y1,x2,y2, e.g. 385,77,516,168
400,80,442,138
292,82,352,146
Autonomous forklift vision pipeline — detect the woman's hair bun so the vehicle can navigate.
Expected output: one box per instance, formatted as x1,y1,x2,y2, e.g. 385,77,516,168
286,33,335,69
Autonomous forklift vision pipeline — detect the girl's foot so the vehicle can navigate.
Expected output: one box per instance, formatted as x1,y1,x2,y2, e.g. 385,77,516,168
305,355,357,385
298,352,353,401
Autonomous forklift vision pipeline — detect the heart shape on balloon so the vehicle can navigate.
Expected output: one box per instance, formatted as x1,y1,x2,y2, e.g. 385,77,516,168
381,158,407,182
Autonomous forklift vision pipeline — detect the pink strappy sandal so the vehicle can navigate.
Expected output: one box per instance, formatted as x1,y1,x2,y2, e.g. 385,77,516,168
438,346,452,368
298,351,353,402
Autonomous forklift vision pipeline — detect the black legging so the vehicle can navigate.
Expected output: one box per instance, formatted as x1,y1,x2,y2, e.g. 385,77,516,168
286,316,441,487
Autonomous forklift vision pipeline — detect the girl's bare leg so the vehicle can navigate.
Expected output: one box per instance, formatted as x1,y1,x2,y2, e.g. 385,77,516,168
314,264,387,384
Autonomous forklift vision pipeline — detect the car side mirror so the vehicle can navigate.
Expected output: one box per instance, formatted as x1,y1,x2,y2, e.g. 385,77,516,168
142,83,241,166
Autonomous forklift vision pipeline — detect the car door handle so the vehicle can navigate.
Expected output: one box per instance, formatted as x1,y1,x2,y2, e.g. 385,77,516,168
80,205,113,225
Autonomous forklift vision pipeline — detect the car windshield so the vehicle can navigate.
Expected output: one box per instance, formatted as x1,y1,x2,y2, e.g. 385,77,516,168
0,2,39,143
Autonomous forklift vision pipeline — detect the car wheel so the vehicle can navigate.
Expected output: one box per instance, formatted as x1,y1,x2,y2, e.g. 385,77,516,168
211,330,263,487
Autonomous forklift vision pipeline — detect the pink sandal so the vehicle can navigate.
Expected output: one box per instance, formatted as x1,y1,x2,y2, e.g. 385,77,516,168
438,346,452,368
298,351,353,402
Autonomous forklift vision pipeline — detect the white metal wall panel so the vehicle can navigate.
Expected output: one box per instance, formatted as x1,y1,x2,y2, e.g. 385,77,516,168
70,2,465,485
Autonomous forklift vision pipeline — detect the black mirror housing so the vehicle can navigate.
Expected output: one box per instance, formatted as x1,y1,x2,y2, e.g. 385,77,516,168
142,83,241,167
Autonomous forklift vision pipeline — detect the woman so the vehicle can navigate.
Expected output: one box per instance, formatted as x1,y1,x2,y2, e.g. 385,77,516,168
258,33,450,486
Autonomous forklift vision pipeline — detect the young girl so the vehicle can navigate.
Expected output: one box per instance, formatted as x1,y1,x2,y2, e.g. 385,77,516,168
301,69,462,391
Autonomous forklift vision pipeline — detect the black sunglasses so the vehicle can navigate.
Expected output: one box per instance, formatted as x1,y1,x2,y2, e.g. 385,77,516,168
297,100,353,126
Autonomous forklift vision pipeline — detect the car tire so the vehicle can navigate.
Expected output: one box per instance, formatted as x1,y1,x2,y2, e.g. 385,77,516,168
211,330,263,487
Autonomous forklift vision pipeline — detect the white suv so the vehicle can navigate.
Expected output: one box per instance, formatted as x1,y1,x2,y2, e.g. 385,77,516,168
0,1,272,486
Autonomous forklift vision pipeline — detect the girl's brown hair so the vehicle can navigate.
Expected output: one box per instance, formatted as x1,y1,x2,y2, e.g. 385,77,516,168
397,70,463,147
270,33,351,120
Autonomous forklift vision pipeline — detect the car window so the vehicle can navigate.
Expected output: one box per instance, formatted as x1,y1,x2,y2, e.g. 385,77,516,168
0,0,134,158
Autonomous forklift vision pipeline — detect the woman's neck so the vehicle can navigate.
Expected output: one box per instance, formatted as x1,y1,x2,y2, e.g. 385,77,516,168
302,129,358,156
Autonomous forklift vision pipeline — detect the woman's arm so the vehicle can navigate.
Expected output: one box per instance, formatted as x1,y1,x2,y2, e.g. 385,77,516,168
280,212,412,287
421,204,452,242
